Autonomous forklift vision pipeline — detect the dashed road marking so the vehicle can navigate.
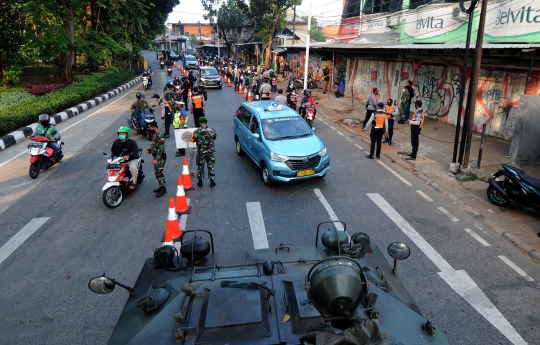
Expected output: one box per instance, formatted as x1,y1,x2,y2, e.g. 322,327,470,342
377,161,413,186
337,131,344,136
323,121,329,125
438,207,459,222
246,202,269,250
345,137,353,142
464,228,491,247
498,255,534,282
368,193,527,345
0,218,50,266
416,190,433,201
354,143,364,150
313,189,344,230
330,126,337,130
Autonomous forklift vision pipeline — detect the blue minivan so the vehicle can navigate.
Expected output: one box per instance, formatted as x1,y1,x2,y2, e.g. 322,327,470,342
233,101,330,185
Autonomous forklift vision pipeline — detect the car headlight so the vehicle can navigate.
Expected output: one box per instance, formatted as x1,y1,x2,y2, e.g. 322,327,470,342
270,152,288,162
318,147,327,157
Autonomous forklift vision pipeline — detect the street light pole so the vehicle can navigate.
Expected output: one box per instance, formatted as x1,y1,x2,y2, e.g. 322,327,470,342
303,0,312,91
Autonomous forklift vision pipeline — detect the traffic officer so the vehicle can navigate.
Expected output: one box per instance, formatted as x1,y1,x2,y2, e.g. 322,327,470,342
406,100,425,161
383,98,398,145
362,101,388,159
172,102,188,157
190,117,217,188
145,121,167,197
191,86,205,127
152,94,173,138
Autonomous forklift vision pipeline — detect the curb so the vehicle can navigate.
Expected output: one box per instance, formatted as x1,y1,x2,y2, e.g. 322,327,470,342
0,77,141,151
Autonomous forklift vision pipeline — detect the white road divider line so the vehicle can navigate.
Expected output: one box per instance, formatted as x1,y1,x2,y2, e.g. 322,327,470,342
354,143,364,150
438,207,459,222
368,193,526,345
323,121,329,125
330,126,337,130
364,151,370,155
464,228,491,247
416,190,433,201
246,202,269,250
337,131,344,136
345,137,353,142
498,255,534,282
313,189,344,230
377,161,413,186
0,218,50,266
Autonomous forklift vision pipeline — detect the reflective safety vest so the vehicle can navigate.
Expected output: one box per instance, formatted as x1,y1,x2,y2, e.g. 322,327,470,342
373,111,387,129
384,105,396,119
412,109,425,128
173,110,188,129
192,94,204,109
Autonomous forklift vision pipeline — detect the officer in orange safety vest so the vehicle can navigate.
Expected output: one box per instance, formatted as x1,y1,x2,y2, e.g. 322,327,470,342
406,100,425,161
191,86,205,127
383,98,399,146
362,101,388,159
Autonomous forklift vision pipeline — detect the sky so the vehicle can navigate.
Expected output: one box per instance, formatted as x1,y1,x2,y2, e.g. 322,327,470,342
167,0,344,26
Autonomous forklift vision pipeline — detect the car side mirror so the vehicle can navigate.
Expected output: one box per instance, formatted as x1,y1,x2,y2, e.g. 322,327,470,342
312,127,316,132
252,133,260,140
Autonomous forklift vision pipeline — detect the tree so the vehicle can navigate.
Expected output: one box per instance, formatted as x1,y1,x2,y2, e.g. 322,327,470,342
300,15,326,42
201,0,248,58
0,1,26,85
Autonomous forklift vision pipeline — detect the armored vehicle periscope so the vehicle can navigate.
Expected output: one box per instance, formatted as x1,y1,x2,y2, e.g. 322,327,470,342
89,221,450,344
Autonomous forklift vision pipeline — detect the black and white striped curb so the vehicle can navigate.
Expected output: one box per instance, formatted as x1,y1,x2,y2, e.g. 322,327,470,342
0,77,141,150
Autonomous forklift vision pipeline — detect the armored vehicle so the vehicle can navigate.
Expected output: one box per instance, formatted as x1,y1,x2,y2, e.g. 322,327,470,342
89,222,450,344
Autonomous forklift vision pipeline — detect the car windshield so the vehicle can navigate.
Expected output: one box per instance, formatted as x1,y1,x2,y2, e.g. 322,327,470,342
261,117,312,140
185,57,196,62
201,68,218,76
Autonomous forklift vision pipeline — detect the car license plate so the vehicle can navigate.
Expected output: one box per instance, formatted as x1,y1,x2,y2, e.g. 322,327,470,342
297,169,314,177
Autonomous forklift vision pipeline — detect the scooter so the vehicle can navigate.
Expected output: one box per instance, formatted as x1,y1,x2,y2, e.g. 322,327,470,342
166,66,172,76
252,83,261,101
141,76,150,91
174,85,183,102
287,91,298,111
127,106,156,140
160,60,165,69
102,149,145,208
271,76,277,93
304,102,317,128
487,164,540,211
27,135,64,179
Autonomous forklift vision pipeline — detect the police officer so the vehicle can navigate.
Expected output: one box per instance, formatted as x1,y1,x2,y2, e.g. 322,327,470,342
190,117,217,188
191,86,205,127
362,101,388,159
406,100,424,161
383,98,398,145
145,121,167,197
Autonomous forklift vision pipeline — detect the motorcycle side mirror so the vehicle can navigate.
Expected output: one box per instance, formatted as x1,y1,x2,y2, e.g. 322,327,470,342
88,274,133,295
387,242,411,273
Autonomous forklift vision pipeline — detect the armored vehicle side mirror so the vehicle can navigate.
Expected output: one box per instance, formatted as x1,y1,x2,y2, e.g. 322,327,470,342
88,275,133,295
387,242,411,273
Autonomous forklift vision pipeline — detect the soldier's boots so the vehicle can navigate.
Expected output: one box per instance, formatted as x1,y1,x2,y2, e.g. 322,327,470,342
197,179,203,187
156,186,167,197
210,180,216,188
153,187,161,193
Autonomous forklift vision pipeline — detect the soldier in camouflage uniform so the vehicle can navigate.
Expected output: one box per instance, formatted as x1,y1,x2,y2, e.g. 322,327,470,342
145,121,167,197
190,116,217,188
398,86,411,124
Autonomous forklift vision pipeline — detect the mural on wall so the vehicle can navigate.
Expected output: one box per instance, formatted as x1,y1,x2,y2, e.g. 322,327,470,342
287,53,335,89
347,58,539,140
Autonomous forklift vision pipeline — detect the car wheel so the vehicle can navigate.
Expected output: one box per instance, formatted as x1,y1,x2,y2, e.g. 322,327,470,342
235,138,245,156
261,162,272,186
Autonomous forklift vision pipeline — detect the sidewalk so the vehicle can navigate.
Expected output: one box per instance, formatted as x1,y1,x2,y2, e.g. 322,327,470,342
279,79,540,262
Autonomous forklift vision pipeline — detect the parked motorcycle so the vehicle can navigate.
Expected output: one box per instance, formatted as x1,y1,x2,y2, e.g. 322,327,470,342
166,66,172,76
304,102,317,128
102,150,145,208
487,164,540,211
294,77,319,90
127,106,156,140
27,135,64,179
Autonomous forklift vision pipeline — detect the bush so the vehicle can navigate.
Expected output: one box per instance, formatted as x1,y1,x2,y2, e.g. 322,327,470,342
0,92,36,111
0,68,135,136
3,66,24,86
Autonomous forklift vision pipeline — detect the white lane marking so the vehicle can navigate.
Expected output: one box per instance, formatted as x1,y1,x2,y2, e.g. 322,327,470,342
438,207,459,222
0,218,50,265
313,189,344,230
498,255,534,282
464,228,491,247
337,131,344,136
0,90,135,169
323,121,329,125
329,126,337,130
246,202,269,250
377,161,413,187
354,143,364,150
345,137,353,142
368,193,527,345
416,190,433,201
364,151,370,155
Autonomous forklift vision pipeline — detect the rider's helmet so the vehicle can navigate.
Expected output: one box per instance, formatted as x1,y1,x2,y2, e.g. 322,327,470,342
117,126,131,138
167,78,173,84
303,89,311,96
387,98,393,105
136,92,144,100
166,82,174,89
174,75,179,80
253,72,258,76
38,114,50,126
263,77,269,83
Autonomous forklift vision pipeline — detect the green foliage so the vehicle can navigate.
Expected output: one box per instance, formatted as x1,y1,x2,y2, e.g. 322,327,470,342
310,30,326,42
0,69,134,136
0,92,36,111
3,66,24,86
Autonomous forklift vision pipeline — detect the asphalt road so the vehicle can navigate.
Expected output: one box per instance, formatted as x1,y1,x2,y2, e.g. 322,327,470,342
0,52,538,345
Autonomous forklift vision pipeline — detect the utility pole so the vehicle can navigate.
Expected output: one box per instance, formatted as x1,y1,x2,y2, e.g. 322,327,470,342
459,0,488,169
293,6,296,46
303,0,312,91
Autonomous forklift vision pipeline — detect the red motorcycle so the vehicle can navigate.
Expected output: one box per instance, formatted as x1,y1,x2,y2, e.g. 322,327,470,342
271,77,277,93
101,150,145,208
304,102,317,128
27,135,64,179
174,85,183,102
287,92,298,111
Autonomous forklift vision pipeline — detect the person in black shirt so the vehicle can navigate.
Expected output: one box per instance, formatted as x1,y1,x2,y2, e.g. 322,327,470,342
111,126,140,189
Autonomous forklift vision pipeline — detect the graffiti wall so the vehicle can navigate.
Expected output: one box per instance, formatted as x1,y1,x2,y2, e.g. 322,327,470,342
348,57,539,140
286,52,335,89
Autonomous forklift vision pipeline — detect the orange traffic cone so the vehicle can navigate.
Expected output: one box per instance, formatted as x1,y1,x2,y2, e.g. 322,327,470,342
238,85,243,94
164,198,182,244
182,158,195,190
243,87,247,97
269,91,273,99
224,76,228,83
178,65,181,70
175,177,191,214
227,79,232,87
248,90,253,102
173,62,176,67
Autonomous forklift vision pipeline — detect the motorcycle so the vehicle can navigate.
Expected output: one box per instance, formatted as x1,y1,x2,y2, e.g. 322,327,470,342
487,164,540,211
287,91,298,111
304,102,317,128
166,66,172,76
27,135,64,179
174,85,183,102
252,83,261,101
127,106,156,140
141,76,150,91
271,77,277,93
160,60,165,69
294,77,319,90
102,150,145,208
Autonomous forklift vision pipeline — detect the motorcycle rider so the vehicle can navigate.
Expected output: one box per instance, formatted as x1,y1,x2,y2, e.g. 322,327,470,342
142,69,153,87
35,114,61,163
299,89,316,119
172,74,182,87
131,92,151,130
259,77,272,100
286,83,297,110
111,126,140,190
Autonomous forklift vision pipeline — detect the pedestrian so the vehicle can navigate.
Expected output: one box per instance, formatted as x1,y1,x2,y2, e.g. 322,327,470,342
275,89,287,105
406,100,425,161
405,80,415,120
287,69,295,85
398,80,414,123
191,86,205,127
322,66,330,94
152,94,173,138
363,87,379,129
362,101,388,159
181,77,190,111
190,117,217,188
145,121,167,197
383,98,398,145
332,82,344,98
283,61,290,78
